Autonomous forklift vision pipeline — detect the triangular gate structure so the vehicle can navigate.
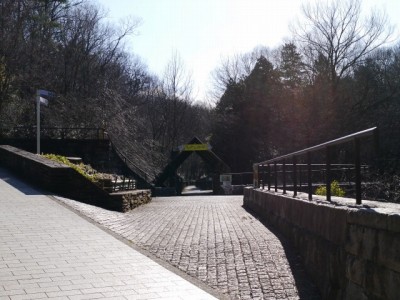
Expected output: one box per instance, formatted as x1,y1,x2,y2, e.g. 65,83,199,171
154,137,229,191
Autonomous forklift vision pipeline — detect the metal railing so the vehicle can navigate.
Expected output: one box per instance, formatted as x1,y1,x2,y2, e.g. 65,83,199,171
254,127,378,204
110,140,152,184
97,175,136,193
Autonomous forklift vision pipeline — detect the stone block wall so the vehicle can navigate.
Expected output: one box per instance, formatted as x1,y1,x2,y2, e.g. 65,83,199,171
243,187,400,300
345,210,400,299
0,145,151,212
110,190,152,212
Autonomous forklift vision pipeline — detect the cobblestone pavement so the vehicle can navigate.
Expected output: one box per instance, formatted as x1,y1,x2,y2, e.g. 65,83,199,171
56,195,321,299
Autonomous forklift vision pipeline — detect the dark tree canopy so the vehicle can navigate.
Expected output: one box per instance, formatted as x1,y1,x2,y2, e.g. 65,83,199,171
1,0,399,187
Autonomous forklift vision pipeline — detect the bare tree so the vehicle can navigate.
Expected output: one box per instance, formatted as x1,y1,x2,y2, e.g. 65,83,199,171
209,46,272,102
162,51,193,101
291,0,395,91
159,51,194,149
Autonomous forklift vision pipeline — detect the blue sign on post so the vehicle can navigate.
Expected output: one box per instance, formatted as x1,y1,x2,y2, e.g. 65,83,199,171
38,89,55,98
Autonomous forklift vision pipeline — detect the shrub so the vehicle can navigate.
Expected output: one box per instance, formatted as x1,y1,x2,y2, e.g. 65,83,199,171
315,180,345,197
42,154,96,182
362,173,400,203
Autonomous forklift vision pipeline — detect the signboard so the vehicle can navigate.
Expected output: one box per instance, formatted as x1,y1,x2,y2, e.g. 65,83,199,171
220,174,232,195
220,174,232,183
182,143,210,151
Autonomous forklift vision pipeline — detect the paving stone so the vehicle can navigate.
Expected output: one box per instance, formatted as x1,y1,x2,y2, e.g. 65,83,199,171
55,193,321,299
1,164,321,299
0,168,217,300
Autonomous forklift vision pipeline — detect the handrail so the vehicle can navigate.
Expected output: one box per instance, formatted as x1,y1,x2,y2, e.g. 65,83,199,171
254,127,378,204
258,127,377,164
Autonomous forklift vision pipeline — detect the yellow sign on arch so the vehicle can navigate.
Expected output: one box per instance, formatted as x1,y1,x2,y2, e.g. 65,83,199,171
183,144,210,151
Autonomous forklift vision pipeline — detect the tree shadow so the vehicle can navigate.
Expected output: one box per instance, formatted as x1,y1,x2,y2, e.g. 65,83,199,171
0,167,45,196
243,205,322,300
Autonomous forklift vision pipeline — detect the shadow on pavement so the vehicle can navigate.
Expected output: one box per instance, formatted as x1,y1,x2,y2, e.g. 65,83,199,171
243,205,322,300
0,167,45,196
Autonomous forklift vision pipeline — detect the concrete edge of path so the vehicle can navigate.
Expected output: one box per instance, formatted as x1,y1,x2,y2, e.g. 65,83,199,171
48,194,230,300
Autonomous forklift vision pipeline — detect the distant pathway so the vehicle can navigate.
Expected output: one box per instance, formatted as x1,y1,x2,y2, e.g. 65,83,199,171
56,195,321,299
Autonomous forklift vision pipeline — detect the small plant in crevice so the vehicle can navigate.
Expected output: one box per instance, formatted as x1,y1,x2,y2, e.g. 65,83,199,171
42,154,132,192
315,180,345,197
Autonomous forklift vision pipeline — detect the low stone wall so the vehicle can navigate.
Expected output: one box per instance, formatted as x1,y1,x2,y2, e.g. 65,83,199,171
243,187,400,300
0,138,153,189
0,145,151,212
110,190,151,212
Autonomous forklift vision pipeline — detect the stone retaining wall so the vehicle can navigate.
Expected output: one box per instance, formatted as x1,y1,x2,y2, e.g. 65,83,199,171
0,138,153,189
243,187,400,300
0,139,116,171
0,145,150,212
110,190,152,212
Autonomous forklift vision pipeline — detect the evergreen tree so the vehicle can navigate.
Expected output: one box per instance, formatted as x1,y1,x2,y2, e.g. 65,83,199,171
279,43,304,89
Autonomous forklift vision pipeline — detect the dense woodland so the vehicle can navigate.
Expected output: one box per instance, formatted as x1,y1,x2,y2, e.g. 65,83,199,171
1,0,399,195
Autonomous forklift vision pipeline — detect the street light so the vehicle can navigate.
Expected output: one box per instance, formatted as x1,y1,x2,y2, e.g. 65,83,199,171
36,89,53,154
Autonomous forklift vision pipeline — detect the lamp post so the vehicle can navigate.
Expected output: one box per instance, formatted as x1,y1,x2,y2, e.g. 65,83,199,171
36,90,41,154
36,89,52,154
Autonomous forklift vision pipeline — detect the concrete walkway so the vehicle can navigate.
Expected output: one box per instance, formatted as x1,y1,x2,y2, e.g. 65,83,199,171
0,167,217,300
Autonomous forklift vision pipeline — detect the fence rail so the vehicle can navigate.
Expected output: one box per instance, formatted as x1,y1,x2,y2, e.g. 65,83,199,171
254,127,378,204
110,140,152,184
99,175,136,192
0,126,107,140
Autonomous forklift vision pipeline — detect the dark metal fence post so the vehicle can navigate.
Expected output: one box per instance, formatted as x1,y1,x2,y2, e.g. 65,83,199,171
373,128,381,172
274,162,278,192
258,164,261,188
262,165,265,189
299,163,302,189
326,146,332,202
267,164,271,191
282,159,286,194
307,152,312,200
293,156,297,197
354,138,362,204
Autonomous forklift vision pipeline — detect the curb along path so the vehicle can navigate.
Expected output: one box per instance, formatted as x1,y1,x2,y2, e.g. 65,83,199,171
55,195,321,299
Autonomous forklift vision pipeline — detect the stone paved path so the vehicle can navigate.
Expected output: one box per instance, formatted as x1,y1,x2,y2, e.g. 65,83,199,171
0,168,218,300
55,195,321,299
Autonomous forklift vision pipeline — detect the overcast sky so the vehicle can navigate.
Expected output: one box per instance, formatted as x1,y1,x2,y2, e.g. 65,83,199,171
95,0,399,104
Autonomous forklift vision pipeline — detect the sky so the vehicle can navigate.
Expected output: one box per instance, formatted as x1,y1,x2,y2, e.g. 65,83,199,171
95,0,400,104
